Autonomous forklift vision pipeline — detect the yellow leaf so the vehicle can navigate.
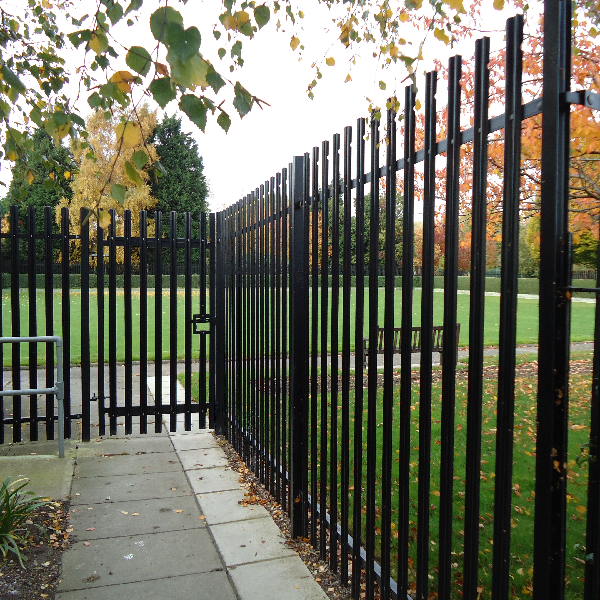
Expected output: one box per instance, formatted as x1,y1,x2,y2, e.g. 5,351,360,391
290,35,300,51
434,27,450,45
188,56,210,88
98,210,111,230
326,57,335,66
431,490,440,496
6,149,17,161
415,99,422,111
339,18,353,47
390,45,399,58
115,121,141,149
26,169,35,184
109,70,137,93
493,0,505,9
444,0,465,11
223,14,238,30
576,505,587,514
64,171,71,180
175,510,183,513
236,10,250,26
344,73,352,83
89,31,108,55
49,172,55,180
399,12,409,22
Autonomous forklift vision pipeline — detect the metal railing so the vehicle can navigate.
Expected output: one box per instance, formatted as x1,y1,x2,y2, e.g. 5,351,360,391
212,4,600,600
0,337,64,457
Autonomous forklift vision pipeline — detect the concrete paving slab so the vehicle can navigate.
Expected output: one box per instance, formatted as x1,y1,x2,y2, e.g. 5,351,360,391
178,447,229,470
229,556,328,600
0,439,77,457
68,496,204,540
70,470,191,505
75,436,174,456
0,455,74,500
74,452,183,478
170,432,219,451
189,466,242,494
101,420,164,430
166,426,211,436
197,489,270,525
55,571,236,600
58,528,223,591
210,517,296,567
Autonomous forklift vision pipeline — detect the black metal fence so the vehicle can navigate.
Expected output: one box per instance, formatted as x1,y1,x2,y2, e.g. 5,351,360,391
0,206,214,444
213,4,600,600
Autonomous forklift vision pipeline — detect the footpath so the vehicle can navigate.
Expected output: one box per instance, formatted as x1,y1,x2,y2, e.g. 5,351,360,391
0,375,327,600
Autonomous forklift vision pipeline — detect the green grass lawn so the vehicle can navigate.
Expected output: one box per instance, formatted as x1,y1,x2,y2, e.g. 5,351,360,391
1,290,207,366
1,287,596,366
183,354,593,599
312,288,596,352
323,363,590,598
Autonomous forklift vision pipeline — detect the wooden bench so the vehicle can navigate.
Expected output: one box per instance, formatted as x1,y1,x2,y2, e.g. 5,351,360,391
362,324,461,369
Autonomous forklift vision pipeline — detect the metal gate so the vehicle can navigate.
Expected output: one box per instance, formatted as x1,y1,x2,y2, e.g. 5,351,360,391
0,207,215,443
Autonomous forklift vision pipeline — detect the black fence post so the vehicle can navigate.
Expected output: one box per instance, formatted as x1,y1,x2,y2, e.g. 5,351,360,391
214,211,226,435
535,0,572,598
289,155,309,539
80,207,91,442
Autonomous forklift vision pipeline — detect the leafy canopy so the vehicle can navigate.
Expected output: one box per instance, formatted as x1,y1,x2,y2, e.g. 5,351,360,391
2,0,598,216
0,0,519,203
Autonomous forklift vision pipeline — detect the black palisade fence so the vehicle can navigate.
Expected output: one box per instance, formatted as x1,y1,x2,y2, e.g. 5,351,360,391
213,3,600,600
0,208,216,443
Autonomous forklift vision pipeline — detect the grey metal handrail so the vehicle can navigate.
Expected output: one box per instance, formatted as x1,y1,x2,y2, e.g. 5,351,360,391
0,336,65,458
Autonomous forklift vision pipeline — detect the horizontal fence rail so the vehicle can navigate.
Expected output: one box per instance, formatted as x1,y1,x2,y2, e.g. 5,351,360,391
214,5,600,600
0,208,215,443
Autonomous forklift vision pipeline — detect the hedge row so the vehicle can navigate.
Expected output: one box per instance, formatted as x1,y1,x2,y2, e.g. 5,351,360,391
1,274,203,290
1,274,596,297
309,276,596,297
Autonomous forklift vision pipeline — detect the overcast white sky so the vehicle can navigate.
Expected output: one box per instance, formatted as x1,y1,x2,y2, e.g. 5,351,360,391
0,0,533,212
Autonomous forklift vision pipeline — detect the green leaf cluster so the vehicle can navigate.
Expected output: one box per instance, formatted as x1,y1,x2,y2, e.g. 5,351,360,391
0,477,50,567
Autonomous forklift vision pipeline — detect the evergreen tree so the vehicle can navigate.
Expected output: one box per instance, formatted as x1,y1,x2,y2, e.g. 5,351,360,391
5,127,75,211
149,115,209,238
2,128,76,260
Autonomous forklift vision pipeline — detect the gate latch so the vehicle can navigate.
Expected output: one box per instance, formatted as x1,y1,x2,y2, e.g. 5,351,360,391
192,313,210,335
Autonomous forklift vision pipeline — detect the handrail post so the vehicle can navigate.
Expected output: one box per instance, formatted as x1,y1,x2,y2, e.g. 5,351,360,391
0,336,64,457
55,338,64,458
